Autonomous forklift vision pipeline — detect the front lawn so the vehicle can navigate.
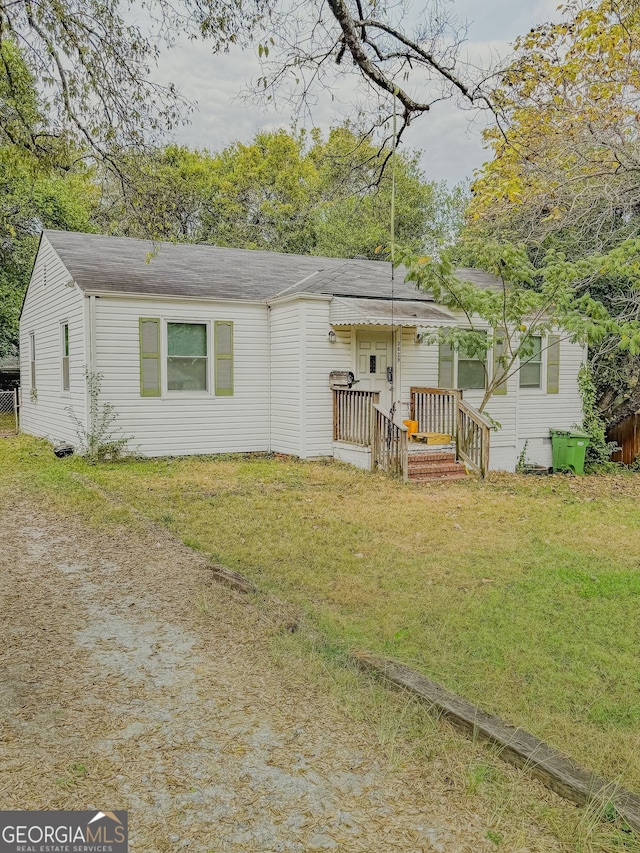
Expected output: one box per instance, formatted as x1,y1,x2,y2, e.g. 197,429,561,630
3,436,640,798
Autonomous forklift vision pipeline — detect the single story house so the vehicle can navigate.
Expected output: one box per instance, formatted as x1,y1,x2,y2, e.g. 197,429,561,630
19,230,586,475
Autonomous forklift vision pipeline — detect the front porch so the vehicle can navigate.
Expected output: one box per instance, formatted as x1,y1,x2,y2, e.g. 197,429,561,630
332,387,492,481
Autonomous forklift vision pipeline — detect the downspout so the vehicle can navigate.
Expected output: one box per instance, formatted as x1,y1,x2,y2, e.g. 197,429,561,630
299,302,307,458
267,303,272,452
87,294,97,435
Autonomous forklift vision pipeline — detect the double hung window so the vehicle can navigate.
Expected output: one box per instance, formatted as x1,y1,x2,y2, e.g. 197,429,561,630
438,333,487,390
138,319,234,396
167,322,208,391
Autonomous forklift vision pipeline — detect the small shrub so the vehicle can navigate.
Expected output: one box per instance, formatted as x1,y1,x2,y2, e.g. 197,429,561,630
66,369,132,462
515,441,529,473
578,364,620,471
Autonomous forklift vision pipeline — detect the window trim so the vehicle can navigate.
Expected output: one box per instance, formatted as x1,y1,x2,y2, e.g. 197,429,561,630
439,332,488,391
29,332,36,390
61,321,70,393
165,319,211,395
519,335,543,390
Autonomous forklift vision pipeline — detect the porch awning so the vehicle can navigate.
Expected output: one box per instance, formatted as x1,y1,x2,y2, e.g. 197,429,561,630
329,296,456,327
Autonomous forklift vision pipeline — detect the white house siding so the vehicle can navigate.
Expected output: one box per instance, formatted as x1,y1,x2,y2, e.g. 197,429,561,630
92,296,269,457
270,296,351,458
19,235,87,444
514,339,586,470
397,329,584,471
301,299,351,458
269,300,303,455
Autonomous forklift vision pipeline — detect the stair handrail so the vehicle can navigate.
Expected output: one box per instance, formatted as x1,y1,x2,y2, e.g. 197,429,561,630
456,398,491,478
457,399,494,430
372,403,409,480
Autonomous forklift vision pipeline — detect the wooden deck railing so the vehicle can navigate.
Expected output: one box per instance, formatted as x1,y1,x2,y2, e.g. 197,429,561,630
456,399,492,478
333,386,491,479
371,404,408,480
410,387,461,437
333,388,380,446
410,387,492,478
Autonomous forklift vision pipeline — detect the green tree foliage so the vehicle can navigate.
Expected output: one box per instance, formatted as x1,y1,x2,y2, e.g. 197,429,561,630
0,39,97,357
469,0,640,253
465,0,640,425
404,238,640,415
101,127,456,260
0,0,267,159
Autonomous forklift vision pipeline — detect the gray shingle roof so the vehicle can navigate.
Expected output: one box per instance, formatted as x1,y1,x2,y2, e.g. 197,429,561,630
44,230,435,302
454,267,505,291
44,231,504,304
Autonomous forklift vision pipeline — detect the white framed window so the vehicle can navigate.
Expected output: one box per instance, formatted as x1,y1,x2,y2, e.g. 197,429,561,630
61,322,70,391
519,336,542,389
29,332,36,389
138,318,234,397
166,321,209,392
438,333,487,391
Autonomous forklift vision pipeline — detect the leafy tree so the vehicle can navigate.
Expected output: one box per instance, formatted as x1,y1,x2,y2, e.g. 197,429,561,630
309,125,447,259
1,0,497,171
404,239,640,416
0,146,97,357
0,0,267,159
100,126,455,259
202,129,320,254
464,0,640,425
0,39,97,357
469,0,640,254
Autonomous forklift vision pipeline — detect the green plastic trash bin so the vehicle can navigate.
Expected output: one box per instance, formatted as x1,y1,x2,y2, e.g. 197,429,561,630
550,429,591,475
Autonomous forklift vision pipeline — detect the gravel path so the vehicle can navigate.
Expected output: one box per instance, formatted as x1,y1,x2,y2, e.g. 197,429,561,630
0,498,559,852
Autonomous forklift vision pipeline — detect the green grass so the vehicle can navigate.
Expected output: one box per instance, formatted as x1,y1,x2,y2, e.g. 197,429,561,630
3,435,640,801
0,411,16,433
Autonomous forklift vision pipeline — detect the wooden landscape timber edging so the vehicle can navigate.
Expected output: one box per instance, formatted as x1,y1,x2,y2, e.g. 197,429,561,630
208,562,257,594
352,651,640,834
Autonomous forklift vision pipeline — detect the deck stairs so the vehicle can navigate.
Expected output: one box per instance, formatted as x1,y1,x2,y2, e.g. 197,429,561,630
407,442,468,483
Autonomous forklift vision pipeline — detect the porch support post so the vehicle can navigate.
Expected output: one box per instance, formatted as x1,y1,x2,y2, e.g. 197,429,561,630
393,325,402,411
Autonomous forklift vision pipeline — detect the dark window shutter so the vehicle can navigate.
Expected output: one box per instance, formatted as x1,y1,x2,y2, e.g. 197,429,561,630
492,332,507,395
215,321,234,396
140,318,161,397
547,334,560,394
438,340,454,388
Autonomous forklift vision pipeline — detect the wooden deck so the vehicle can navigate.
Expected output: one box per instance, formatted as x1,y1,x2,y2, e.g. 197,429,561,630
333,387,491,480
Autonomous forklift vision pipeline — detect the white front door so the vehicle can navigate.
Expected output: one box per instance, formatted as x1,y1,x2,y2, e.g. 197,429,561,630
356,331,393,408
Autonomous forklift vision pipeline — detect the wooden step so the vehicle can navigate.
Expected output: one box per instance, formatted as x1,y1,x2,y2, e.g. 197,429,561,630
408,462,464,476
408,451,456,464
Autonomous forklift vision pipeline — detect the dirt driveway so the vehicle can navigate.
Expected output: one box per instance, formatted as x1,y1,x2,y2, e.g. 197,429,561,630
0,497,562,852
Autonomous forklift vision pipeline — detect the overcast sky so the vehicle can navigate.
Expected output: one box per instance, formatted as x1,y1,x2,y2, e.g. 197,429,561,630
154,0,560,185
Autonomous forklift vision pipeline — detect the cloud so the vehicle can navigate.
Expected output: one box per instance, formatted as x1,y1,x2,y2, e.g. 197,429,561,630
152,0,564,184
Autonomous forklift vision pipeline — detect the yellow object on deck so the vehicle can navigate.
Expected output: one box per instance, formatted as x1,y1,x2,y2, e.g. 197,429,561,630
412,432,451,445
403,419,418,437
